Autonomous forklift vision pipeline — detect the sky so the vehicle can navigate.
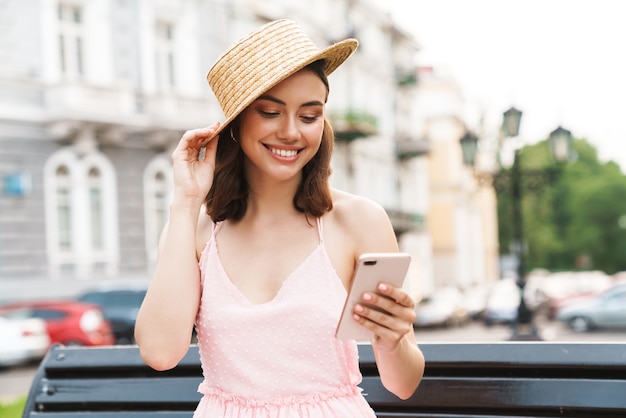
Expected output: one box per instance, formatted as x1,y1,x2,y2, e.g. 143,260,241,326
377,0,626,171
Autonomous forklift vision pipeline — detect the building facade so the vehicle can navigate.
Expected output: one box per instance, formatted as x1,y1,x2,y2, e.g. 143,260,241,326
1,0,436,300
414,67,501,294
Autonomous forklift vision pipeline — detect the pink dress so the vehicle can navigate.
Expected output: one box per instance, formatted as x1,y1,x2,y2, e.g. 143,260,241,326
193,218,376,417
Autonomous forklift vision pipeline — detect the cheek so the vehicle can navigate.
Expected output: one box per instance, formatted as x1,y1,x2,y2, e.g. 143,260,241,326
238,117,271,145
304,122,324,146
238,112,262,135
305,132,324,160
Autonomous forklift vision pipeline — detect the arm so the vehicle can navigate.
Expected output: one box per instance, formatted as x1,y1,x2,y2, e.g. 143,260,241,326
134,124,220,371
365,285,425,399
345,198,425,399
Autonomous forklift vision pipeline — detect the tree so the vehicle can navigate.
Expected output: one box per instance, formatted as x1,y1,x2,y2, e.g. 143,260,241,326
496,137,626,275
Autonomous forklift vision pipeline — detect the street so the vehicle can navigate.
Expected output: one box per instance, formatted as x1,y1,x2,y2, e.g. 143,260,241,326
2,319,625,403
0,363,39,403
415,317,626,343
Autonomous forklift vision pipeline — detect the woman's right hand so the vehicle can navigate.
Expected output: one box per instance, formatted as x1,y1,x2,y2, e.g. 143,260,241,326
170,122,221,205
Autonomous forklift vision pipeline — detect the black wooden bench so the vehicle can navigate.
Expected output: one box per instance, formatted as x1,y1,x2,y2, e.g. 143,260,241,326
23,342,626,417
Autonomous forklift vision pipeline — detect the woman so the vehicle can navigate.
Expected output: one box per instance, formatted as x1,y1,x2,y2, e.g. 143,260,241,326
135,19,425,417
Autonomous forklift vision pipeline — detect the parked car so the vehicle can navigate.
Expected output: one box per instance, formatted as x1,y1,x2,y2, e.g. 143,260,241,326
414,286,469,328
462,285,489,320
546,291,598,320
0,300,115,346
556,284,626,332
77,287,147,344
483,279,520,326
0,316,50,368
531,271,613,320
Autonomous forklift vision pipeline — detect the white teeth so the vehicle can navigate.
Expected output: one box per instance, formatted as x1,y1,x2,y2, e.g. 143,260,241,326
269,147,298,158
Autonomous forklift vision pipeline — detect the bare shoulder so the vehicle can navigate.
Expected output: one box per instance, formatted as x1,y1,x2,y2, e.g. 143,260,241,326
331,189,388,223
329,189,399,253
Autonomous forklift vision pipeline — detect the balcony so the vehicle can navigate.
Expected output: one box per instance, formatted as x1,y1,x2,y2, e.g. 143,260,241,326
396,71,417,87
395,137,431,160
330,109,378,141
386,209,425,233
45,83,138,123
43,83,215,131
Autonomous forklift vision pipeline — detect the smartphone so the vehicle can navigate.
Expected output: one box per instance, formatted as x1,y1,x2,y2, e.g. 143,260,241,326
336,252,411,341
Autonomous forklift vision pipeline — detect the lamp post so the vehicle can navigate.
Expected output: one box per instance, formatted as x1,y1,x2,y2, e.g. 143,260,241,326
460,107,573,340
494,107,539,339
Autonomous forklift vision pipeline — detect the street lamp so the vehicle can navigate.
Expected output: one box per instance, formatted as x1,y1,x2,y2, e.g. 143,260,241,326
459,131,479,167
460,106,573,340
549,126,573,162
502,106,522,138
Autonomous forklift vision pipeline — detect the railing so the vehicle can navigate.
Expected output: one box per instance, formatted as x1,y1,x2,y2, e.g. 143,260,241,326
386,208,426,233
395,137,430,160
330,109,378,141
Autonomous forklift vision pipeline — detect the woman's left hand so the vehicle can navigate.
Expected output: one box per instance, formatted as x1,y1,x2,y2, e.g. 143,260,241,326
353,283,417,351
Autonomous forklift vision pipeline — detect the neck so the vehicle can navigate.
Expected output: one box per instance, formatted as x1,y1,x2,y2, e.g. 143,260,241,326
244,176,302,223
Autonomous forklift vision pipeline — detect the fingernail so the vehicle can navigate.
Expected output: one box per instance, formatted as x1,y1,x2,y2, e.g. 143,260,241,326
362,293,372,301
354,304,364,312
378,283,388,291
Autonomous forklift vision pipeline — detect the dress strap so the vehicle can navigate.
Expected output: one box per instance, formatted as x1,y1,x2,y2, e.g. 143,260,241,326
211,221,222,240
316,217,324,244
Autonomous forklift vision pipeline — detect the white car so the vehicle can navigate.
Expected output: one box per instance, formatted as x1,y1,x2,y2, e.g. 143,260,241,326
0,316,50,368
414,286,469,327
483,279,521,326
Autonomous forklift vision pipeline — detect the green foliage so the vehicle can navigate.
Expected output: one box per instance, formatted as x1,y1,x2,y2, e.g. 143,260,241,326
496,137,626,275
0,396,26,418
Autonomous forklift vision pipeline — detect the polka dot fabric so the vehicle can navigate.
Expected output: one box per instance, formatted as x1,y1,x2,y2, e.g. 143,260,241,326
193,219,376,417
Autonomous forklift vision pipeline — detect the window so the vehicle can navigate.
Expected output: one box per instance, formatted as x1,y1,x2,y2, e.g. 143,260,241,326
58,3,84,78
143,155,173,265
31,309,68,321
56,165,73,251
152,171,168,242
155,21,175,90
44,146,119,278
87,167,103,250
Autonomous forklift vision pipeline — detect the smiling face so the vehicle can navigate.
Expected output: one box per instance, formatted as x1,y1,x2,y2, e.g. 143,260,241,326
237,68,328,185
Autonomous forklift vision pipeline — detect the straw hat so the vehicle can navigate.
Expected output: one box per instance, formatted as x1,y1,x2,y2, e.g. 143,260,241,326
206,19,358,140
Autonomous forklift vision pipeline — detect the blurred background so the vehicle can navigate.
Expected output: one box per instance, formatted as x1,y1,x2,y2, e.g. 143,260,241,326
1,0,626,405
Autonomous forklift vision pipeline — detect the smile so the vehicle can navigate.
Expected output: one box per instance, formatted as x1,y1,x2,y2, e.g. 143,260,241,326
268,146,299,158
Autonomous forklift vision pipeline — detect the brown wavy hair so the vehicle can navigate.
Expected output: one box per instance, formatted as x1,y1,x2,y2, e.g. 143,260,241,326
204,60,334,222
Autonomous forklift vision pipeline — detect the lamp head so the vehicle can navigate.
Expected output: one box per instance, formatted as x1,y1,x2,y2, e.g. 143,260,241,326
502,107,523,138
460,131,479,166
549,126,573,162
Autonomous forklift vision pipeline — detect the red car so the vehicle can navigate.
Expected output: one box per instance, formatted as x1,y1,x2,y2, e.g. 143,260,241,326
0,300,116,346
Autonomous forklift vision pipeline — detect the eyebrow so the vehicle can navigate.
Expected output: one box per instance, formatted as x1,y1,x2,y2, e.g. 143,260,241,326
257,95,324,108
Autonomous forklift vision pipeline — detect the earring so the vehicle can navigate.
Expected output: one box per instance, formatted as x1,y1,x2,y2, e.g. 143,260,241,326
229,126,237,143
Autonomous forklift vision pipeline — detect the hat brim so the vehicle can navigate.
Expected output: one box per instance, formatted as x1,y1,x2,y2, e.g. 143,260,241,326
204,38,358,146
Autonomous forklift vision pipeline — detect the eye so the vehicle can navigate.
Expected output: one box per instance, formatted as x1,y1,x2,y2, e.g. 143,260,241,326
300,115,319,123
258,110,279,118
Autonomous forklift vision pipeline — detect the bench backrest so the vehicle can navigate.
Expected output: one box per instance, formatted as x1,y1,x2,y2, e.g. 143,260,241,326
23,343,626,418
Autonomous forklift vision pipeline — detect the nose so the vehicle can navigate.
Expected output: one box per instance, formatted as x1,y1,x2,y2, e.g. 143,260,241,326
277,115,300,141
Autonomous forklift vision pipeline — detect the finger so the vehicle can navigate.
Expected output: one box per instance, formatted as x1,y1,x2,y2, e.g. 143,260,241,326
361,288,412,314
361,291,417,326
377,283,416,309
199,122,221,148
355,302,394,328
203,126,220,162
177,124,221,151
353,303,412,339
360,297,412,327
